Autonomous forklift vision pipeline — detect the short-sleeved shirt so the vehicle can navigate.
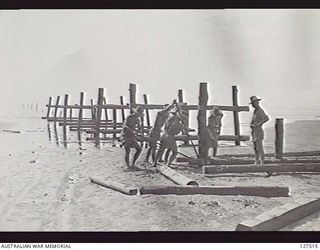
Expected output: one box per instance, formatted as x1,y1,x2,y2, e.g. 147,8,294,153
251,107,269,141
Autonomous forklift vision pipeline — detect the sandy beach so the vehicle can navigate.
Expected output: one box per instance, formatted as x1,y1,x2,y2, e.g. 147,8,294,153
0,116,320,231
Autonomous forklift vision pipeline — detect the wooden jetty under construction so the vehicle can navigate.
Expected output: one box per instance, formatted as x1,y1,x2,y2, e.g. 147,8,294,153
42,82,320,231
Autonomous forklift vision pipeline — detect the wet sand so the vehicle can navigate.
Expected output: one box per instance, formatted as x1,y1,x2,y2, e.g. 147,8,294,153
0,117,320,231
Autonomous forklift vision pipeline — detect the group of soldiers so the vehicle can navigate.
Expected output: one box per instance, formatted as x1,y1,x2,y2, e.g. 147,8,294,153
120,95,269,169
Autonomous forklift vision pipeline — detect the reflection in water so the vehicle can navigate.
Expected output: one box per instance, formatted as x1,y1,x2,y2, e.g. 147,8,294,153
77,131,82,147
62,126,68,148
47,123,52,142
46,122,101,149
53,123,59,146
94,129,101,148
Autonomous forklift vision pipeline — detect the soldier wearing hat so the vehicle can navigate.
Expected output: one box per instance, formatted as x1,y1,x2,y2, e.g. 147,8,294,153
207,107,224,157
144,99,177,164
249,96,269,165
152,103,187,167
120,106,144,168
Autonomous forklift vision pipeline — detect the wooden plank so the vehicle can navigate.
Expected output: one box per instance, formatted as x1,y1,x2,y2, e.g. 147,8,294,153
157,164,199,186
236,197,320,231
90,177,138,195
177,156,320,165
198,82,209,163
93,103,250,112
203,163,320,174
232,86,240,146
140,185,289,197
128,104,249,112
47,104,94,109
275,118,284,159
175,134,250,142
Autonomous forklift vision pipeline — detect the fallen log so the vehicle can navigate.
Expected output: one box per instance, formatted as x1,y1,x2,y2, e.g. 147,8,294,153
89,177,138,195
177,157,320,165
236,197,320,231
175,135,250,142
203,163,320,174
139,185,289,197
2,130,22,134
156,164,199,186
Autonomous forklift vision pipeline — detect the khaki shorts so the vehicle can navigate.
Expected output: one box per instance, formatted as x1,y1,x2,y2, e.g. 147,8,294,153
160,133,177,151
148,129,161,148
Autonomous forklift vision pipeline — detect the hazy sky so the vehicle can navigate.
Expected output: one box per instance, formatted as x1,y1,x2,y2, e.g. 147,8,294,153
1,10,320,116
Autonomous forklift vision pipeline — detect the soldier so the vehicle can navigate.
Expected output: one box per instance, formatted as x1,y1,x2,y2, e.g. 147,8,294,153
207,107,224,157
153,104,187,167
249,96,269,165
120,106,144,168
145,100,177,164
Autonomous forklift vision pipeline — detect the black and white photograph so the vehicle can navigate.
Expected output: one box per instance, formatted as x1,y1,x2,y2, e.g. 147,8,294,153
0,9,320,236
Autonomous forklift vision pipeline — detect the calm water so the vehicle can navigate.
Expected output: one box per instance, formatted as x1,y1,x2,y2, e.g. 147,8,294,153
1,108,320,151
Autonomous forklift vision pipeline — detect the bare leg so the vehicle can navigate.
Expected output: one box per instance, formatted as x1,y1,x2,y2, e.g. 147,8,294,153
153,145,166,167
145,147,152,163
253,142,259,165
124,147,131,168
258,140,264,164
213,147,218,157
151,146,156,163
164,149,171,164
132,145,142,167
167,150,178,167
158,148,165,163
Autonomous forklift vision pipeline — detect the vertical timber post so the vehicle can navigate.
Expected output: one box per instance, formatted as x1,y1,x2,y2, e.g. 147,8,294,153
143,94,151,128
90,99,96,120
120,96,126,123
112,108,117,146
197,82,209,164
178,90,183,103
178,89,190,145
63,94,69,123
103,97,109,122
46,97,52,119
275,118,284,159
129,83,137,113
95,88,104,138
78,92,84,127
54,96,60,119
232,85,241,146
143,94,151,148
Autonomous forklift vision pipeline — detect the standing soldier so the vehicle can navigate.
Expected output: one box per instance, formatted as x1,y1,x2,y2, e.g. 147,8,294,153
120,106,144,168
153,104,187,167
145,100,177,164
249,96,269,165
207,107,224,157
